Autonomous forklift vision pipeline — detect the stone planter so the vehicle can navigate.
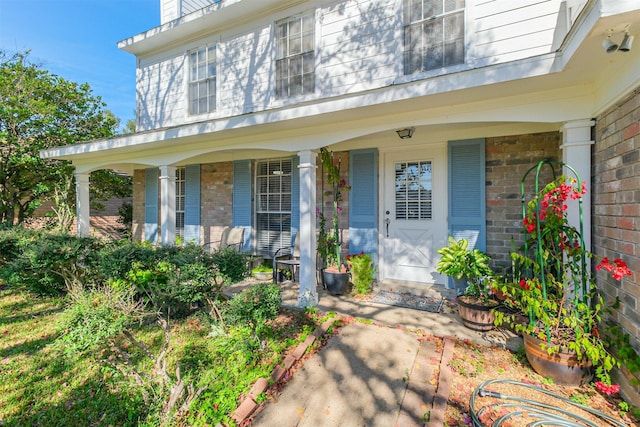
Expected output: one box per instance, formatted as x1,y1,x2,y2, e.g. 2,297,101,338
253,271,272,281
523,333,593,386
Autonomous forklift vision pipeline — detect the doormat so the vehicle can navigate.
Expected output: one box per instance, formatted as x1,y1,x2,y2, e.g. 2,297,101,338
368,290,444,313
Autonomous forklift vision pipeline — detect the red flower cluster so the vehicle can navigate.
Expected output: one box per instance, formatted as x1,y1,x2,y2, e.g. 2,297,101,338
596,257,632,281
518,279,530,290
523,179,586,234
595,381,620,396
345,251,365,261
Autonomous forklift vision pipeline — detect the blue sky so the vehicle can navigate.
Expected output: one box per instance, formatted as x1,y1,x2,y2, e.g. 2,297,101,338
0,0,159,130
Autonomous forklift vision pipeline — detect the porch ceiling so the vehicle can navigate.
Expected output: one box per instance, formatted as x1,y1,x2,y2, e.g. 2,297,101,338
41,4,640,175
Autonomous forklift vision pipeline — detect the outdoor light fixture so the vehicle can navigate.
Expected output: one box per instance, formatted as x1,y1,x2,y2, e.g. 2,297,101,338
396,127,415,139
619,32,634,52
603,35,619,53
603,28,634,53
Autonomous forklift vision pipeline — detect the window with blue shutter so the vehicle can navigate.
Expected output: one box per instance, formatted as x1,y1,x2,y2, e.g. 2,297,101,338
349,149,378,259
183,164,201,244
144,168,159,243
448,138,486,251
290,155,300,245
233,160,252,252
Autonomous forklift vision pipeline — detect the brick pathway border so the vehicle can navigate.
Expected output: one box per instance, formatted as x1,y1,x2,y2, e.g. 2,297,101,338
231,317,338,425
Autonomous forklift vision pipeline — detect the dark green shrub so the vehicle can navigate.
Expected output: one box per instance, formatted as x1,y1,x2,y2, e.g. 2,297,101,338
95,239,158,281
211,247,249,284
223,283,282,328
0,226,29,268
0,230,104,295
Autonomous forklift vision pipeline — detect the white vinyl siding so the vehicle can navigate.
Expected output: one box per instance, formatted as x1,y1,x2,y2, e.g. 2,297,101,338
182,0,218,15
403,0,465,75
255,158,292,256
137,53,185,131
318,0,398,94
189,45,217,115
276,12,315,98
218,26,272,115
136,0,567,130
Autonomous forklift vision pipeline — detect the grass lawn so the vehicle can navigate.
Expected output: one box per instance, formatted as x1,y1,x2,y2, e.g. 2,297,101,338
0,286,323,426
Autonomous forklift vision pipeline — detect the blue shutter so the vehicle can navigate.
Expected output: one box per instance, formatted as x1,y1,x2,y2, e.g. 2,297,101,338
144,168,159,243
448,138,486,251
349,149,378,260
233,160,252,251
290,155,300,244
184,164,200,244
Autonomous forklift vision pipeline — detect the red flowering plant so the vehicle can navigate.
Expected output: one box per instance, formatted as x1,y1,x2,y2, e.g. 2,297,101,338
494,161,632,384
317,147,351,272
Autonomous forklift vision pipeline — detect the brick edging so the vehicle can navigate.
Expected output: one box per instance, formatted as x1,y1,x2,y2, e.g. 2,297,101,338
427,336,456,426
231,317,338,425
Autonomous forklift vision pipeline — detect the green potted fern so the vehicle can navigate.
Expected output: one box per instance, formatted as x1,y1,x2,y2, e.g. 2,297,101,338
436,237,497,331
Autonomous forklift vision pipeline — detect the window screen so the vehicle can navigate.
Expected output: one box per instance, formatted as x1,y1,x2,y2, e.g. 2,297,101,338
404,0,465,74
176,167,185,238
188,45,217,114
395,160,433,220
255,158,292,255
276,12,315,98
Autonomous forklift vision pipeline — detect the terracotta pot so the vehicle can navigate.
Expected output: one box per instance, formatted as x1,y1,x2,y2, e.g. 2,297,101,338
322,270,350,295
457,296,497,331
523,333,593,386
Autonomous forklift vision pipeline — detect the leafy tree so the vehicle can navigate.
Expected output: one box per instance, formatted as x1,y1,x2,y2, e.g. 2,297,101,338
0,50,128,227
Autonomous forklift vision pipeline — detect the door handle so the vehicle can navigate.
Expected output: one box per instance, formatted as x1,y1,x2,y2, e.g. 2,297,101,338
384,218,391,238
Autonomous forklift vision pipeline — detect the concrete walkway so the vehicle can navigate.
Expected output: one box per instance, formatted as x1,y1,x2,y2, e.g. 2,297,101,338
226,280,520,426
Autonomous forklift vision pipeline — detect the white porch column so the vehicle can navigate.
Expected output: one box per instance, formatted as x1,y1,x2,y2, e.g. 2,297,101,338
561,119,595,251
75,172,90,237
159,165,177,246
297,150,318,307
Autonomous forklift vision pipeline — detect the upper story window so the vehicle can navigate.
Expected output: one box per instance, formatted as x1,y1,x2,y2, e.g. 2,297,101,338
188,45,217,115
276,12,315,98
403,0,465,75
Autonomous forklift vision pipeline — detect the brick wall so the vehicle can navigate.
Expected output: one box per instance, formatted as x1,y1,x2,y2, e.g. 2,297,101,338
485,132,561,270
594,88,640,401
317,150,350,256
201,162,234,245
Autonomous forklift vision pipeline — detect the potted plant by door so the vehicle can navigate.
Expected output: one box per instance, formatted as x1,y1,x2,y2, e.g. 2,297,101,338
436,237,498,331
317,147,351,295
346,251,375,295
493,160,632,386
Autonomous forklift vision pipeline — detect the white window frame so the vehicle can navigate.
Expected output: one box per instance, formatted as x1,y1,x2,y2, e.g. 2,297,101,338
275,12,315,98
403,0,465,75
255,158,292,256
188,45,217,115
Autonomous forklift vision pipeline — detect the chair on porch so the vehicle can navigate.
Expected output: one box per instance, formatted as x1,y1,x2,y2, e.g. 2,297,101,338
272,233,300,283
202,227,245,253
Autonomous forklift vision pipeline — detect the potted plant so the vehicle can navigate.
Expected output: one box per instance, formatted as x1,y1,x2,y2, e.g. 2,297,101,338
436,236,498,331
251,262,273,281
345,251,375,295
493,160,632,385
317,147,351,295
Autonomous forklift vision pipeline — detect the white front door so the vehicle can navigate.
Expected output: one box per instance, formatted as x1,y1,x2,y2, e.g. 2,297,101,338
380,147,447,285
